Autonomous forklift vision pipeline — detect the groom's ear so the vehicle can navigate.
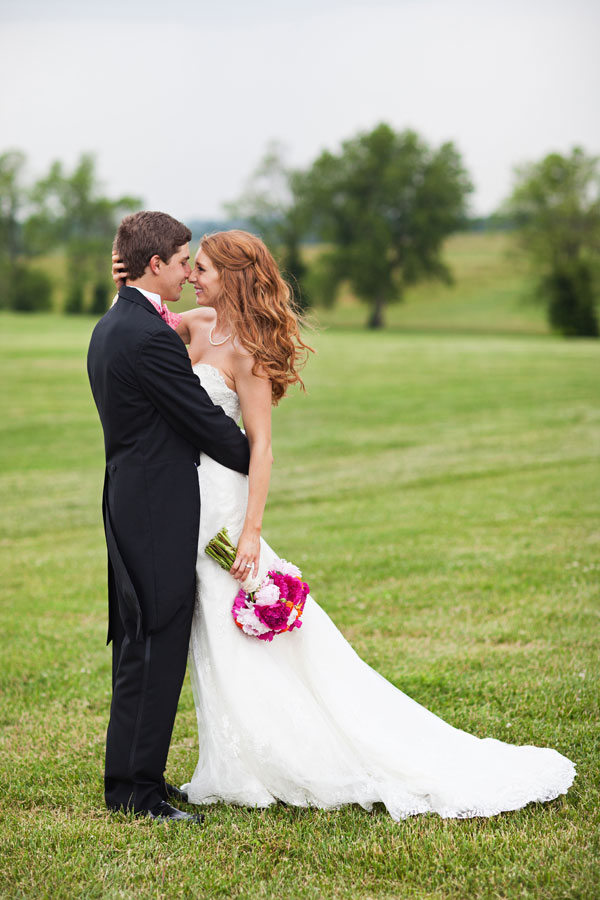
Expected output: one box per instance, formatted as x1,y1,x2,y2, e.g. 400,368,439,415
148,254,162,276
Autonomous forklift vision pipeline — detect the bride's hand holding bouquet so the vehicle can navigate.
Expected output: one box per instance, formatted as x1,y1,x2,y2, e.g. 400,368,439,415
205,528,310,642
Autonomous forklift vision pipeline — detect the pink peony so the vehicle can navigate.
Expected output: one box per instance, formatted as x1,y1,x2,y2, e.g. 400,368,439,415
254,600,292,632
231,562,309,641
232,590,248,617
286,578,304,604
256,629,275,642
270,572,292,599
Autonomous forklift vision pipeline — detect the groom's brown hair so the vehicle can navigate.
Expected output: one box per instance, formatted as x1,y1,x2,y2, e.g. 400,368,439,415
114,211,192,280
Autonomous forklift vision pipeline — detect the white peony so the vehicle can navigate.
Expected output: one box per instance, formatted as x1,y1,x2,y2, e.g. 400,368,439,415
254,582,281,607
236,606,271,636
241,573,262,593
274,558,302,578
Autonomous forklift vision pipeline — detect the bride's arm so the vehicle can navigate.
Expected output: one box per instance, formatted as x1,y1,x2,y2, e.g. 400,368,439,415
229,354,273,581
175,311,193,344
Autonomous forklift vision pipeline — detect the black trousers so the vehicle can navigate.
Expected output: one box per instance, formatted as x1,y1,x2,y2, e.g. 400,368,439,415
104,599,194,812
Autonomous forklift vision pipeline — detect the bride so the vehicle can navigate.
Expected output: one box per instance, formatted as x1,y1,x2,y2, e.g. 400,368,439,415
143,230,576,820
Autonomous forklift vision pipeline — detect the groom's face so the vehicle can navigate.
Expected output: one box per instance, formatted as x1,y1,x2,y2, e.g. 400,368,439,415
155,243,191,301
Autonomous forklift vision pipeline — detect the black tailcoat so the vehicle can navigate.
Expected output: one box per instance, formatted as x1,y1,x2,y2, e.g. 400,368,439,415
87,286,249,811
88,286,249,642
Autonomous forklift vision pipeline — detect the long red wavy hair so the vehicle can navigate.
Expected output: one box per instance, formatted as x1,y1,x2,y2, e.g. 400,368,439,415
199,230,313,404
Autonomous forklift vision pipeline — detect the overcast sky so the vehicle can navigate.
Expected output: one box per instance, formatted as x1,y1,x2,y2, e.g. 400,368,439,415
1,0,598,221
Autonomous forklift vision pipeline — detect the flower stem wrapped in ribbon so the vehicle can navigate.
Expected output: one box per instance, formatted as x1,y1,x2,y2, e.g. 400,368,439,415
205,528,309,642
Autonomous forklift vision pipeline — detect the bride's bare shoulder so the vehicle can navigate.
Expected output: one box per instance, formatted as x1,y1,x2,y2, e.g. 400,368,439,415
180,307,215,339
230,338,254,366
230,340,269,382
181,308,214,327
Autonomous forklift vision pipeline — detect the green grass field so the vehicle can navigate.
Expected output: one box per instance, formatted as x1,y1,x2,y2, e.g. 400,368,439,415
0,313,598,899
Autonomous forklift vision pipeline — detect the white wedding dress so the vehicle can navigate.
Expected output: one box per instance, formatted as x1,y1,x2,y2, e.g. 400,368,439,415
182,364,575,820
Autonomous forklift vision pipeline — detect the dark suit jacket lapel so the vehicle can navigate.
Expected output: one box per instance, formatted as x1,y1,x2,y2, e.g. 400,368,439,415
118,285,163,321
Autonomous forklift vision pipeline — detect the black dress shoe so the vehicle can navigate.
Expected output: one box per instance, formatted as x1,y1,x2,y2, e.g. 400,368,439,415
165,782,189,803
144,801,204,824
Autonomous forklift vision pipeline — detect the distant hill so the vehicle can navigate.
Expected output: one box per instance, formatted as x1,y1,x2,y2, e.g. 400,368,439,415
186,219,249,241
32,231,552,335
186,215,513,243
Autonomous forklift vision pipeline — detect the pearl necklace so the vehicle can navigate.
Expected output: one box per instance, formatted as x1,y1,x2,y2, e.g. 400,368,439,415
209,325,231,346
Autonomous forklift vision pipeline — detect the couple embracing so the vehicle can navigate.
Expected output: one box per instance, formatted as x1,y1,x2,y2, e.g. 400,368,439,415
88,210,575,825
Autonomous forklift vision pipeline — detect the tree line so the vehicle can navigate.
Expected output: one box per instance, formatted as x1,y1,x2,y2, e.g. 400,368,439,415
1,125,599,335
0,151,139,314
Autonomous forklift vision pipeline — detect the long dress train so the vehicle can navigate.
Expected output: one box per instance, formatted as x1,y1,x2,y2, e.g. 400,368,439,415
182,364,575,820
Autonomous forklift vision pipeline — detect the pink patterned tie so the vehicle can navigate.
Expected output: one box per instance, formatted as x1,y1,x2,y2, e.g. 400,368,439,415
157,304,182,329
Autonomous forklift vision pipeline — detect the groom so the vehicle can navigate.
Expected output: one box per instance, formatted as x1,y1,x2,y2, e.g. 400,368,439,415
87,211,250,822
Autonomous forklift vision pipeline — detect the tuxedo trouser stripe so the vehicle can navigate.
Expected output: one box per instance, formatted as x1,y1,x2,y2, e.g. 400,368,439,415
127,634,152,779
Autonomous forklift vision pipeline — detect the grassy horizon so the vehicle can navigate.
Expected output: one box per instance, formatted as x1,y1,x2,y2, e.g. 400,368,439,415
0,315,598,899
32,231,551,336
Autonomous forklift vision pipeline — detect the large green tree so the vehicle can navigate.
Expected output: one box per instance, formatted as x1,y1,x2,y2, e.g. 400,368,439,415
25,154,140,313
226,143,310,311
296,123,472,327
505,147,600,336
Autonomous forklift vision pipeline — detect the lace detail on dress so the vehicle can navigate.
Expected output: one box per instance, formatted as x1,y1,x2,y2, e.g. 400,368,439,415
193,363,241,423
182,362,576,820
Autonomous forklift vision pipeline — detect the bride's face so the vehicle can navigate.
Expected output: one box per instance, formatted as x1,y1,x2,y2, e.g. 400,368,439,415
189,248,221,307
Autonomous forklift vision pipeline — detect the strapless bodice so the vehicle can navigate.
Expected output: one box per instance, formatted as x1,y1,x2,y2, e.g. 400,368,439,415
193,363,241,423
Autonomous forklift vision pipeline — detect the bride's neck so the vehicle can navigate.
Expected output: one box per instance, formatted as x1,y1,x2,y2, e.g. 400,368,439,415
210,306,233,338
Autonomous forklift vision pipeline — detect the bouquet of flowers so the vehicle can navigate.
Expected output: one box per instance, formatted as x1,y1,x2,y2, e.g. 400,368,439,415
205,528,309,642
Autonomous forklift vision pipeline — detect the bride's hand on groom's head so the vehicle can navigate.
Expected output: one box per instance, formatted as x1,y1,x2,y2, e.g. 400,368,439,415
112,253,128,287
